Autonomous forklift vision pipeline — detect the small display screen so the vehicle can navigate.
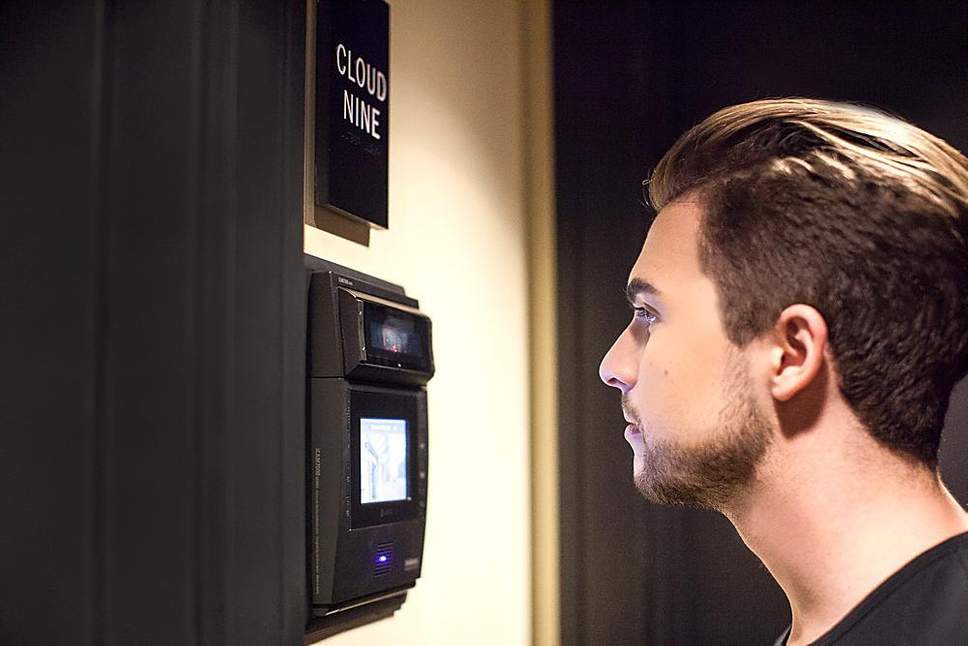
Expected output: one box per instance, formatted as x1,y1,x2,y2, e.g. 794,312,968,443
360,300,432,373
360,418,409,504
367,309,423,357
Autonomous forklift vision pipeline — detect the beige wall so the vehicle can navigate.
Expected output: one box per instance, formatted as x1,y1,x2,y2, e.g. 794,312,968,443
306,1,533,644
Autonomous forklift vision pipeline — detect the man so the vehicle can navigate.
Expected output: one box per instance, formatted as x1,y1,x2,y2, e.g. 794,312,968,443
598,98,968,645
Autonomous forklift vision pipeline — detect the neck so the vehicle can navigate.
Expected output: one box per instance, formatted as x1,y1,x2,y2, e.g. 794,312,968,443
725,443,968,646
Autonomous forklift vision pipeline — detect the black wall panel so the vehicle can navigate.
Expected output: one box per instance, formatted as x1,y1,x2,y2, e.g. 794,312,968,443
1,2,306,644
554,2,968,644
0,2,101,641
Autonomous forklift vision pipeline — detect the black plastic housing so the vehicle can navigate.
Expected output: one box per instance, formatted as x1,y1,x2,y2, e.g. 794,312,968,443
304,256,433,621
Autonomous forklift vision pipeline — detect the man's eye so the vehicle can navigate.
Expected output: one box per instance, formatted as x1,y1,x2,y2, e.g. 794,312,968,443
633,307,658,325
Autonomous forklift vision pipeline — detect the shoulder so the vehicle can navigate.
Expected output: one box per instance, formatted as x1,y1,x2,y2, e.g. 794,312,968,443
818,532,968,644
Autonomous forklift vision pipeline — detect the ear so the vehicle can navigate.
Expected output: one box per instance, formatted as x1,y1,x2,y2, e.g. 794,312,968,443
768,304,829,402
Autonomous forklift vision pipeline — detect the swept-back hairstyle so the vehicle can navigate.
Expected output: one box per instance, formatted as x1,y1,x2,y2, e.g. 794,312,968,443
648,98,968,467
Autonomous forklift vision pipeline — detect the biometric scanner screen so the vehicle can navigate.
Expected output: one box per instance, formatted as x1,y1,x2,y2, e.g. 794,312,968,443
367,310,423,356
360,418,409,504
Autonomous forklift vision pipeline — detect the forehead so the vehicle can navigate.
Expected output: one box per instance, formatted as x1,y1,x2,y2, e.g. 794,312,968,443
629,198,704,287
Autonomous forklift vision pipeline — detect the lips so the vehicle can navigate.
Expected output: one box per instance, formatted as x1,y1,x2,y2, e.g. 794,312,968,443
623,423,645,455
622,405,639,427
622,401,644,449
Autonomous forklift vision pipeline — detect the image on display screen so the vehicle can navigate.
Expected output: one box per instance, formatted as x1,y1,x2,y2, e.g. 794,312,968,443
368,313,422,356
360,418,408,504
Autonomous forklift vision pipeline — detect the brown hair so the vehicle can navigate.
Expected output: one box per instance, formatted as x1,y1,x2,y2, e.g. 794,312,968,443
648,98,968,467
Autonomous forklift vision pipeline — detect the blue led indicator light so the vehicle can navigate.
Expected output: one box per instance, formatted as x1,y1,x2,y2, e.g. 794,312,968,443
378,555,388,563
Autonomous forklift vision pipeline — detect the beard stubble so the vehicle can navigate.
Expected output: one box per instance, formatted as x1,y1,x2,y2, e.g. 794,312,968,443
629,351,772,511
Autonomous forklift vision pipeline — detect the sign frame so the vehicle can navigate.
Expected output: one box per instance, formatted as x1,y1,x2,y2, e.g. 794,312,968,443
315,0,391,229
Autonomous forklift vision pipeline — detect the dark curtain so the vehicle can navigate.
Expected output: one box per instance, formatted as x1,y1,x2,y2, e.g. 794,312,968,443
1,2,307,643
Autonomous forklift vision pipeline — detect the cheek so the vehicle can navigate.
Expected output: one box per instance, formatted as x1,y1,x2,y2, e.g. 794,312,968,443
635,334,727,440
633,352,677,425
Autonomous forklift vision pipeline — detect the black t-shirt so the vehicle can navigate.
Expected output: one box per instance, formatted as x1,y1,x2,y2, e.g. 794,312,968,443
773,531,968,645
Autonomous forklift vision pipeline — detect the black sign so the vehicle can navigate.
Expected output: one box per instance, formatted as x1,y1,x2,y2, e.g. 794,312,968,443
315,0,390,229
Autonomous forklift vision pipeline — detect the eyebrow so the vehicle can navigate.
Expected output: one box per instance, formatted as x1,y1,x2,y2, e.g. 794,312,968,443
625,277,663,305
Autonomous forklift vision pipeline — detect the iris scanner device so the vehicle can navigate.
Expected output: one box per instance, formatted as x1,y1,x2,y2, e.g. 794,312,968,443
305,256,434,634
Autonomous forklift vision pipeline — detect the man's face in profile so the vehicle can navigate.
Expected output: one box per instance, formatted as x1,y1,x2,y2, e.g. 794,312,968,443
599,199,773,510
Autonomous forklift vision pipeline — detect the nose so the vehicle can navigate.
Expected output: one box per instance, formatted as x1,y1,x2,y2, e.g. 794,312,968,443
599,328,636,395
